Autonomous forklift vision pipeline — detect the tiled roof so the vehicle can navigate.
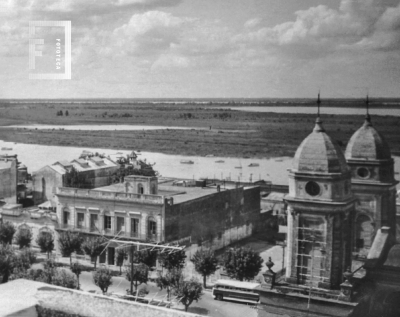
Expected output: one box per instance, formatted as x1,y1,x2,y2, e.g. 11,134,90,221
292,118,349,174
345,117,391,161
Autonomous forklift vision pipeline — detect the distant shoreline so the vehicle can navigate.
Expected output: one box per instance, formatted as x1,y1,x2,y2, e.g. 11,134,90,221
0,103,398,159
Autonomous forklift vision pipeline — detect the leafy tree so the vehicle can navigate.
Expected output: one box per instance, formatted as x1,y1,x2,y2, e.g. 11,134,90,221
93,267,113,294
53,269,78,289
156,268,184,300
58,231,83,265
65,110,69,116
134,249,158,268
36,232,55,258
158,250,186,271
14,229,32,249
42,258,58,284
0,245,36,283
0,221,16,245
70,262,82,289
174,278,203,312
116,248,128,275
63,166,92,188
0,244,16,283
81,236,107,269
191,249,219,287
223,247,263,281
125,263,148,292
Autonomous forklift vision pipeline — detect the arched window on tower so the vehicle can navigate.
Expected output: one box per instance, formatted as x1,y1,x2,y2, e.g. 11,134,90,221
151,184,156,195
355,214,374,250
137,183,144,194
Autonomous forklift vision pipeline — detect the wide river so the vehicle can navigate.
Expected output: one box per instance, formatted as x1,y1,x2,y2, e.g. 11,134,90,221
1,105,399,185
227,106,400,116
4,125,204,131
1,140,399,187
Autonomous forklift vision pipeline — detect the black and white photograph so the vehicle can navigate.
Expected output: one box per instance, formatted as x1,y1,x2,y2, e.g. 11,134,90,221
0,1,400,316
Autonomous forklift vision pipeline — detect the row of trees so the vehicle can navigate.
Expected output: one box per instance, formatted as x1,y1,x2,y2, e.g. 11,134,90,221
1,222,264,312
0,221,55,257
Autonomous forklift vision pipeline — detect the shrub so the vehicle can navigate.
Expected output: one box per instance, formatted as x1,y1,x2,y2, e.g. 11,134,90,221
0,221,16,245
52,269,78,289
223,247,264,281
14,229,33,249
93,267,113,294
174,278,203,312
70,262,82,289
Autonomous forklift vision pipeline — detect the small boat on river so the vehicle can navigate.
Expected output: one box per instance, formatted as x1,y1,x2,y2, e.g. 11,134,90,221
180,159,194,164
248,163,259,167
215,160,225,163
1,147,13,151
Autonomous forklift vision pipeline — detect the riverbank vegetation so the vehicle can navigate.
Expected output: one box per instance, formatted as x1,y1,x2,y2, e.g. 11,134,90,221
0,102,399,158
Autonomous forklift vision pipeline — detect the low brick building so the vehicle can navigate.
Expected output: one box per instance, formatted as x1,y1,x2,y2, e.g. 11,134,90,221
55,175,260,265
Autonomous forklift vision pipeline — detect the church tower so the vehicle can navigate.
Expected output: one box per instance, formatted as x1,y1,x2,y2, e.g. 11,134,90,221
345,98,398,256
285,96,355,290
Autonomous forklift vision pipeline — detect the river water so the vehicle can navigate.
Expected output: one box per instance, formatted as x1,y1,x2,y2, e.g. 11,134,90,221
3,125,204,131
226,106,400,116
1,140,399,187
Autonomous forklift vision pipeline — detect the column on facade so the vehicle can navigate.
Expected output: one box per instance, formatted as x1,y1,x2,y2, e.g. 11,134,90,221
156,214,162,242
141,214,148,240
286,207,299,284
99,211,104,232
85,209,90,230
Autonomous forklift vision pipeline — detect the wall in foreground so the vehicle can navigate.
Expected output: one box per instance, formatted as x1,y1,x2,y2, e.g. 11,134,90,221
0,279,202,317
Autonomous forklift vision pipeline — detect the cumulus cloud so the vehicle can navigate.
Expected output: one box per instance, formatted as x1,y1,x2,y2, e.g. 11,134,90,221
109,10,233,70
244,18,262,29
235,0,400,57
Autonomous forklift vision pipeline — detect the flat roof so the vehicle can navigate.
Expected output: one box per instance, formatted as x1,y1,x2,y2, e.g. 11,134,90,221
94,178,258,204
0,279,200,317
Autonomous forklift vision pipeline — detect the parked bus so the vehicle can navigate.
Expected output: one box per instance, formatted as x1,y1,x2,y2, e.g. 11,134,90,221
212,280,260,304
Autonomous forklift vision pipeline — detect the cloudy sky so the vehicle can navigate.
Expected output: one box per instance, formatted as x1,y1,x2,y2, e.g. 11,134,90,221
1,0,400,99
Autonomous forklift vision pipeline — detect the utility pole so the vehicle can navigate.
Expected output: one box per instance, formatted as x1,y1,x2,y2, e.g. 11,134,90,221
130,245,134,295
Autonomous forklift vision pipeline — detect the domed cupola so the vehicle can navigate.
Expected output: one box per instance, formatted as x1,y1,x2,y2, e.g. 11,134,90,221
345,108,395,184
293,117,349,174
345,114,391,161
284,95,355,291
344,98,398,257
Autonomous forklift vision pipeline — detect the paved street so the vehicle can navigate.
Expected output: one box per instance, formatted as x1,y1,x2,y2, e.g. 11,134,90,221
79,271,257,317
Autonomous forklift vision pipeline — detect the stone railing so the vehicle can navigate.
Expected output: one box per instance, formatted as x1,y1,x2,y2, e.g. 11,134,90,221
56,188,164,205
56,224,162,242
